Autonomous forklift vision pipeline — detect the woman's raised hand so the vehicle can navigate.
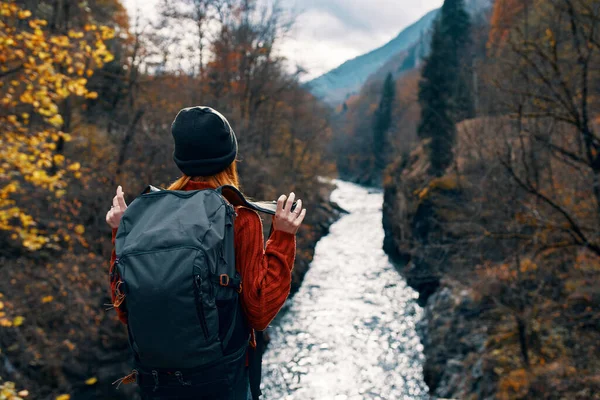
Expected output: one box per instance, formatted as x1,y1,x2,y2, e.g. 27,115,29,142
273,192,306,235
105,185,128,229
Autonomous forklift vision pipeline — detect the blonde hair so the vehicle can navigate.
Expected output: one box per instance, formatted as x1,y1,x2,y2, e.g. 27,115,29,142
167,161,240,190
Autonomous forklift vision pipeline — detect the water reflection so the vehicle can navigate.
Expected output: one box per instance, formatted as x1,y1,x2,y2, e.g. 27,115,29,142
261,180,429,399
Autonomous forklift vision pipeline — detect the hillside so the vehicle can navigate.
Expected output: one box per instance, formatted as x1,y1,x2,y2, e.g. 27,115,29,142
305,9,439,106
307,0,494,106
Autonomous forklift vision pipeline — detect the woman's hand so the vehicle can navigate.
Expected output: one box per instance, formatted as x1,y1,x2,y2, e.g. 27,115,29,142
273,192,306,235
105,185,128,229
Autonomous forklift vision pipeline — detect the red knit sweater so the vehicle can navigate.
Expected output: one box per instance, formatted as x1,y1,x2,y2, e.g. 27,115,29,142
108,181,296,336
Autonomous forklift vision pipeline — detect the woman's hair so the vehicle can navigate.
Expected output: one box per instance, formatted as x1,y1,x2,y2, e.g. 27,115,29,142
167,160,240,190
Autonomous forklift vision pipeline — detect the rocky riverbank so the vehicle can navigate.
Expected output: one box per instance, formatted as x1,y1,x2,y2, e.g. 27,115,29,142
381,128,600,400
381,143,493,399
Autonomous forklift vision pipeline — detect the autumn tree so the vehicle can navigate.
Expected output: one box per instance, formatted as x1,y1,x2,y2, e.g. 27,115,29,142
0,2,114,251
493,0,600,255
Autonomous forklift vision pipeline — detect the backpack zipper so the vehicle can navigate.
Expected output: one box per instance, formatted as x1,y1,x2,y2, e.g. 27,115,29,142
193,274,209,340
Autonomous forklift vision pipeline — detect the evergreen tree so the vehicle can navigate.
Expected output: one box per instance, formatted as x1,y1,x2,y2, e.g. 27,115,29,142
418,0,473,176
373,73,396,183
441,0,474,122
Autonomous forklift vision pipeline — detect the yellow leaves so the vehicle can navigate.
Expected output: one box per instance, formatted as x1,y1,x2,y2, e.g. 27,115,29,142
28,19,46,29
0,302,3,310
41,296,54,303
22,237,46,251
100,26,116,40
56,85,70,99
19,214,35,228
47,114,64,128
53,154,65,166
13,316,25,327
18,10,32,19
50,36,70,47
56,395,70,400
68,30,84,39
66,78,88,96
85,377,98,385
74,225,85,235
0,380,28,400
38,50,51,60
0,3,114,252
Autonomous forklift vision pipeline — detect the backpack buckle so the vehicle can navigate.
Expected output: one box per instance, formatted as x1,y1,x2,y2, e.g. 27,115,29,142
219,274,230,287
113,281,126,308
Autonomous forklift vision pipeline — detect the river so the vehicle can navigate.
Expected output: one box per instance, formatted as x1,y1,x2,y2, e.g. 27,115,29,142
261,180,429,400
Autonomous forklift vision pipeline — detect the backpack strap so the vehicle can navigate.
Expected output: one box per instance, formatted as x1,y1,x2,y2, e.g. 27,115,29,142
217,185,297,215
140,185,163,195
138,184,289,215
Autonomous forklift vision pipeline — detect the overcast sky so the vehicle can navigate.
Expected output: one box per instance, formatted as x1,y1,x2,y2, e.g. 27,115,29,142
123,0,443,80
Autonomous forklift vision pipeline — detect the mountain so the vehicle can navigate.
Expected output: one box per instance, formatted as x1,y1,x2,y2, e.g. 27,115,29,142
305,8,439,106
307,0,494,106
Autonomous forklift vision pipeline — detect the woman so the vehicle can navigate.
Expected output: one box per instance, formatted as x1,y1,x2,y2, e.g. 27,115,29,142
105,106,306,399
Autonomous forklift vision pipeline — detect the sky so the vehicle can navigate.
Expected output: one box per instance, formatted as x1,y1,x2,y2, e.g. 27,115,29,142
122,0,443,81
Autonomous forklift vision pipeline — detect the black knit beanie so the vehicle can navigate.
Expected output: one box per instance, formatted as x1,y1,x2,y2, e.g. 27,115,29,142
171,106,238,176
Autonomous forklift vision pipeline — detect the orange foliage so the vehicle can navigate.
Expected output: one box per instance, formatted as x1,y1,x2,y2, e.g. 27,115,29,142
488,0,532,49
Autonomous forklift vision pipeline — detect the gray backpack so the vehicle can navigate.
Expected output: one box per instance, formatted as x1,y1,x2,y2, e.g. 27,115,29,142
113,185,278,391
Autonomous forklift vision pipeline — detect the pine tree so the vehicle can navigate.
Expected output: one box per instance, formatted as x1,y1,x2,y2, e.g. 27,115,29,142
418,0,473,176
441,0,474,122
373,73,396,183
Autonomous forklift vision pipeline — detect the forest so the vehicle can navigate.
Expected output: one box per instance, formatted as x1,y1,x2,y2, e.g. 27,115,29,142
0,0,337,398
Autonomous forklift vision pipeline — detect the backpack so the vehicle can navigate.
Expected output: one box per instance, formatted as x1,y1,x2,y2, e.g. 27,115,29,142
112,185,278,393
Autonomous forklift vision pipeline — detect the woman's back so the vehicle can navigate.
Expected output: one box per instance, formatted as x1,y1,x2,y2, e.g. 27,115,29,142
105,106,306,399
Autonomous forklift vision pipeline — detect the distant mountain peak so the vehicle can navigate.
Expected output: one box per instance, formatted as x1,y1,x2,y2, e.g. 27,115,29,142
305,9,439,106
306,0,494,106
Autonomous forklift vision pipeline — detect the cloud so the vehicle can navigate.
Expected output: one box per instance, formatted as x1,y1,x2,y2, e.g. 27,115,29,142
288,0,442,36
279,0,443,79
122,0,443,80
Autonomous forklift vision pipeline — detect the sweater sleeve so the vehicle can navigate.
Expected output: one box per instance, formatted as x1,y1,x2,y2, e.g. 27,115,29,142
234,207,296,331
109,227,128,324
